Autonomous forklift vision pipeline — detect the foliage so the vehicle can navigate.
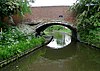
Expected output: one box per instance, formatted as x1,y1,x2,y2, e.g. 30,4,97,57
0,0,34,27
72,0,100,47
0,26,45,60
44,25,71,33
0,0,34,17
44,25,72,36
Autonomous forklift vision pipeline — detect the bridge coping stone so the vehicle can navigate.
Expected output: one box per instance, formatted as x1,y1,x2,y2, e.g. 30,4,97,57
31,21,77,33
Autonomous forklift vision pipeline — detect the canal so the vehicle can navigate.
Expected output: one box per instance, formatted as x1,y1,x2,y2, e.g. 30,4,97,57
0,31,100,71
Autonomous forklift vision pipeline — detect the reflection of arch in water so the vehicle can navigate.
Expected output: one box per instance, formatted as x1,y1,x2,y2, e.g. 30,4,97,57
43,40,78,60
35,22,77,40
47,34,71,49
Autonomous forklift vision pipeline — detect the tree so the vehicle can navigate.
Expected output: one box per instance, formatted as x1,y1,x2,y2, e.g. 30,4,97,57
0,0,34,30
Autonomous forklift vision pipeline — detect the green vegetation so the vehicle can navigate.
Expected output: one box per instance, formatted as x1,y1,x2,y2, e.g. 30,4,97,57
72,0,100,47
0,0,46,61
0,0,34,27
44,25,71,35
0,27,45,60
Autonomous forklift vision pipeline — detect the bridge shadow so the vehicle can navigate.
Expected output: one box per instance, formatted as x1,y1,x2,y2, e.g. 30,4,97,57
35,22,78,41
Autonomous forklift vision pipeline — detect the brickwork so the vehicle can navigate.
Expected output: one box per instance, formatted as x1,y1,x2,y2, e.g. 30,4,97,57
29,6,75,24
10,6,76,25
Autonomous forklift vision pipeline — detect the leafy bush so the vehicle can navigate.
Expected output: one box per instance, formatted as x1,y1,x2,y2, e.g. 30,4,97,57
44,25,71,33
72,0,100,47
0,27,45,60
0,0,34,28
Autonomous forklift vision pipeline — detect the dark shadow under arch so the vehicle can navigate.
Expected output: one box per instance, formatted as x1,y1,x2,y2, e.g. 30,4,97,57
35,23,77,41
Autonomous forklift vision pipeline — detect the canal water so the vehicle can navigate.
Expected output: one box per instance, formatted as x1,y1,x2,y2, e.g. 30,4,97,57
0,31,100,71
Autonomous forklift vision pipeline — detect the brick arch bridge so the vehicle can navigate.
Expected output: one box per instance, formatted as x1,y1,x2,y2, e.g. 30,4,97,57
35,22,77,40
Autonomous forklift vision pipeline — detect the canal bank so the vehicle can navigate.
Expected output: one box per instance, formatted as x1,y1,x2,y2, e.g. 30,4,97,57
0,36,53,68
0,31,100,71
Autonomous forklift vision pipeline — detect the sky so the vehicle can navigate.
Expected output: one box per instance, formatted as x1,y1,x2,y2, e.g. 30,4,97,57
29,0,77,7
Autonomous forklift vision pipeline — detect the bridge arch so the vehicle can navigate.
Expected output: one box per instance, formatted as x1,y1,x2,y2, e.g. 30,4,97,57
35,22,77,40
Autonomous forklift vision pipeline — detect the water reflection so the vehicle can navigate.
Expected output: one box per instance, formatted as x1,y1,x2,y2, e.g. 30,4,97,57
0,31,100,71
1,41,100,71
47,32,71,49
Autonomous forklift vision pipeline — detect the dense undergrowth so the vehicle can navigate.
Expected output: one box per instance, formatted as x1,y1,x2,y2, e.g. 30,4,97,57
72,0,100,48
0,26,45,60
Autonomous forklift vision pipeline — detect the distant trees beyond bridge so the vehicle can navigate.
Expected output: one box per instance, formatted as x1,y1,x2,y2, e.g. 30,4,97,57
34,21,77,41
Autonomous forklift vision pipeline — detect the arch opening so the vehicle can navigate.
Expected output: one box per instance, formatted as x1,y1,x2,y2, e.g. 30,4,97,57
35,23,77,41
44,25,72,36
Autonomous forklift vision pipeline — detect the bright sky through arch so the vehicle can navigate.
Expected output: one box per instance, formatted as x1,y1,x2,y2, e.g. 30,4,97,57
29,0,77,7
